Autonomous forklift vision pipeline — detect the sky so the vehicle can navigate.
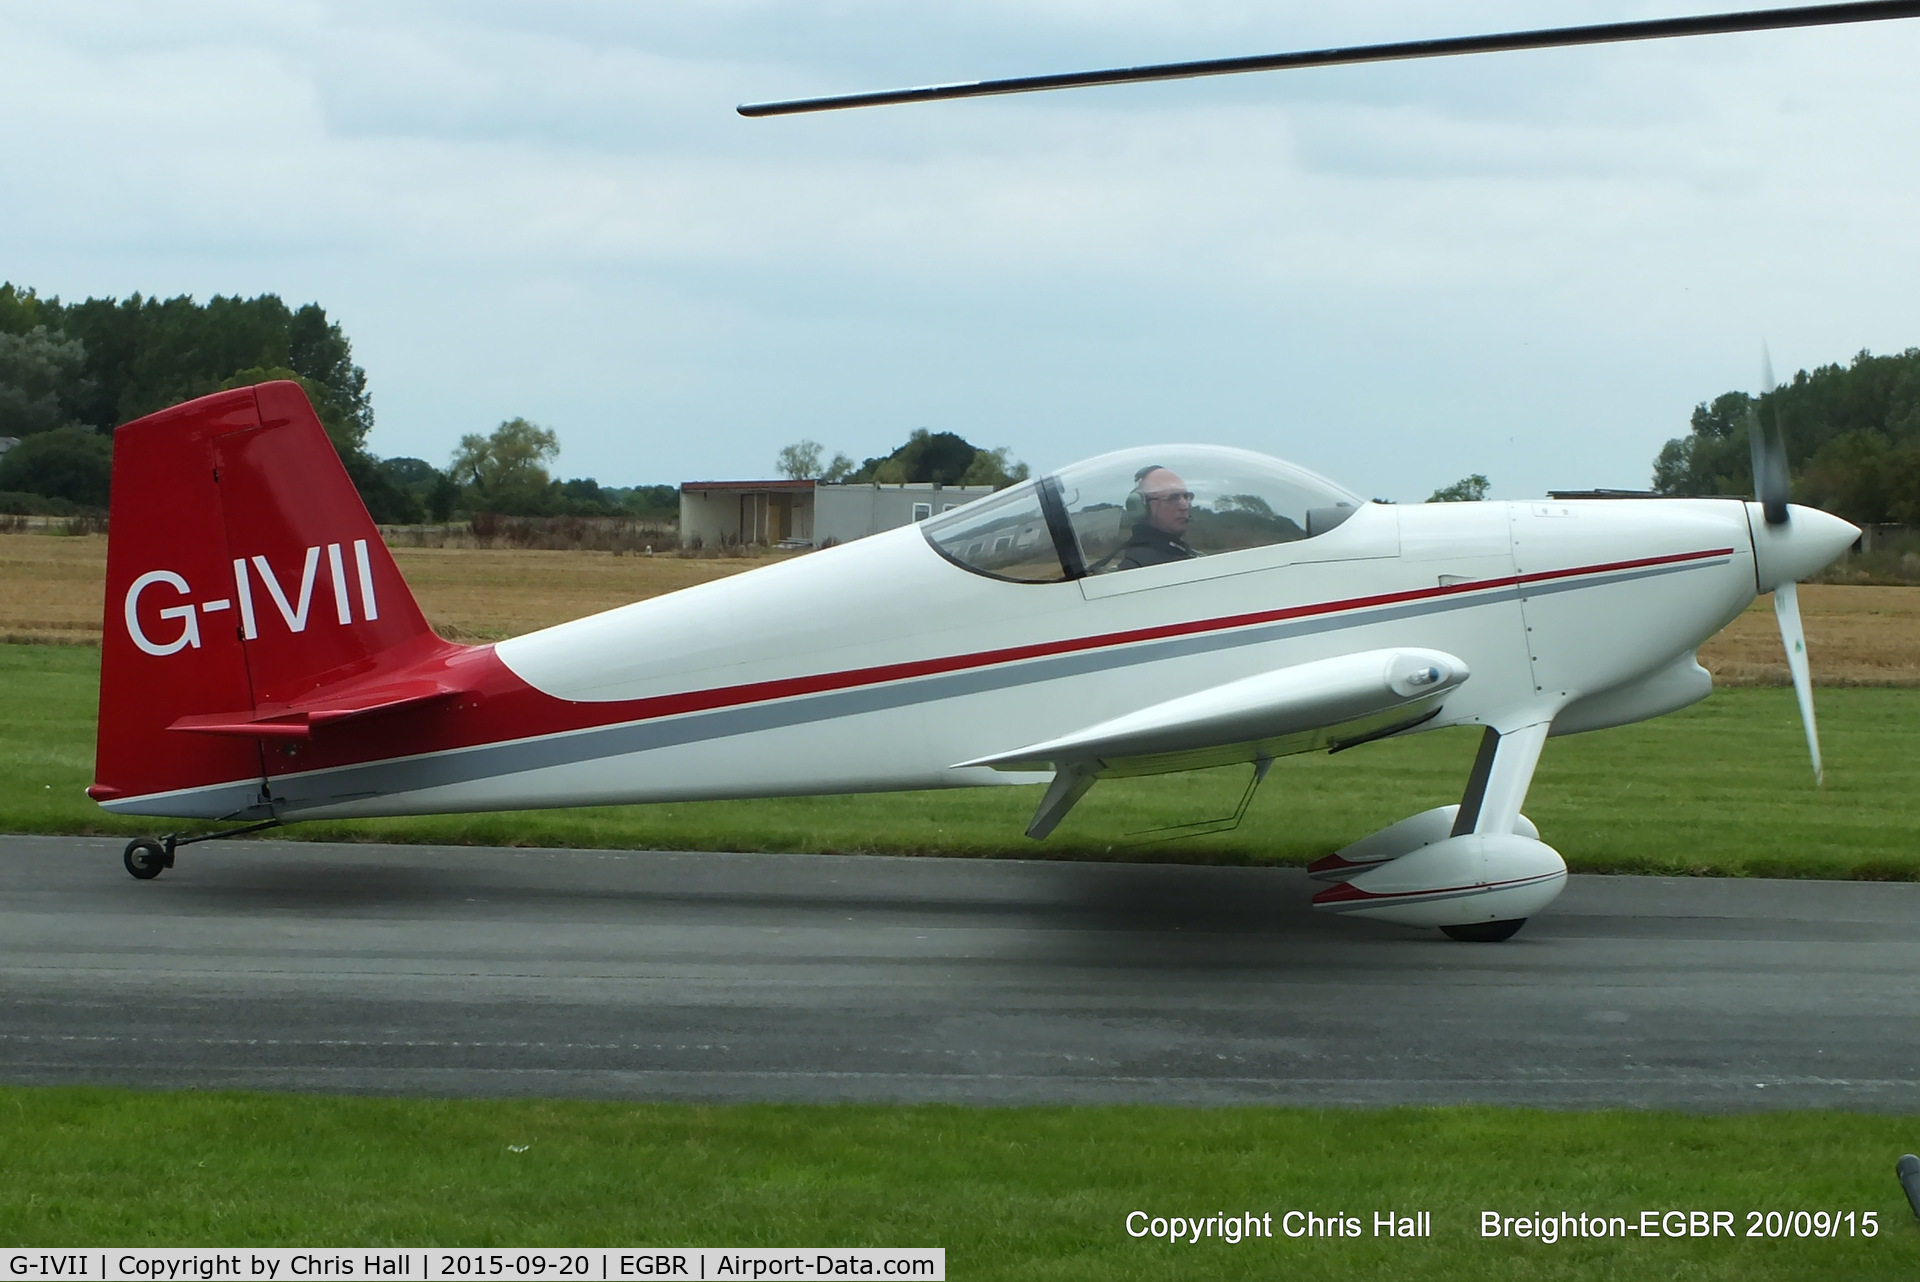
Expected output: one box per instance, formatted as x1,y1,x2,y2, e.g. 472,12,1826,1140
3,1,1917,502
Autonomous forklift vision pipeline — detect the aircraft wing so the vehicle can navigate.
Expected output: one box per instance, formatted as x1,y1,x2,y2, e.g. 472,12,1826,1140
956,647,1467,838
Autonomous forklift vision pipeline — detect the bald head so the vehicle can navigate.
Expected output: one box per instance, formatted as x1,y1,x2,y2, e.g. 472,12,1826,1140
1135,467,1192,538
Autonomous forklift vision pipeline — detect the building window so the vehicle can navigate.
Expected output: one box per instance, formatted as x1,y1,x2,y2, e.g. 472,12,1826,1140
911,502,932,522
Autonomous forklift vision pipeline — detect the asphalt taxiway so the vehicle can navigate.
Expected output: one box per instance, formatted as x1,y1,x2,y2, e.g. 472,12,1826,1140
2,834,1915,1108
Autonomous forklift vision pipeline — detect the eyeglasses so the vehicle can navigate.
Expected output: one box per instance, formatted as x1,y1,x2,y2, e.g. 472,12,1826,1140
1143,490,1194,504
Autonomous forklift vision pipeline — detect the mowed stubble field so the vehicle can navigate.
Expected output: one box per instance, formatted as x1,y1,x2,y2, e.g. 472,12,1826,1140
0,533,788,645
5,529,1918,681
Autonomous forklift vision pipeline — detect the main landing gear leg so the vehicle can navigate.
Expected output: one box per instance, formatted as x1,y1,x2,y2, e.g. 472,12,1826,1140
1440,722,1551,943
1449,722,1549,840
122,819,282,880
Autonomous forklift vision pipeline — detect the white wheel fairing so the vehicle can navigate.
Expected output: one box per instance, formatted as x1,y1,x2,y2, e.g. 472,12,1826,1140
1308,805,1538,881
1312,833,1567,928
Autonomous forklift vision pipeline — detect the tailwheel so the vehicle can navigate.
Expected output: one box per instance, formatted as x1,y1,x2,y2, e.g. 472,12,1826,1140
123,838,168,880
1440,918,1527,943
118,819,277,880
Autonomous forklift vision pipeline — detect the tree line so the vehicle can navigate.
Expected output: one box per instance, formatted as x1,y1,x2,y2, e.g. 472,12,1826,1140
9,279,1908,527
0,283,673,522
776,429,1028,488
1401,349,1919,515
1653,347,1920,523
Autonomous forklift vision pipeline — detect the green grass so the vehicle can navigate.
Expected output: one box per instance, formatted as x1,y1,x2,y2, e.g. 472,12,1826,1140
7,656,1918,1276
4,644,1917,878
1,1088,1916,1278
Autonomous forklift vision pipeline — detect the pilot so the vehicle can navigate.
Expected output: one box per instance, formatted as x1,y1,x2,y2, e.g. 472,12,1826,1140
1115,465,1198,570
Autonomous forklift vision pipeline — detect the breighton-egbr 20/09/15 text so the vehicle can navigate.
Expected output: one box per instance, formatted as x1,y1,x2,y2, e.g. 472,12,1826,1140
1482,1210,1880,1241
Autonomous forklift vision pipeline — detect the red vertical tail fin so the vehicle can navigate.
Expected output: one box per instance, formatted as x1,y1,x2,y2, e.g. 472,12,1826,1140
92,381,445,817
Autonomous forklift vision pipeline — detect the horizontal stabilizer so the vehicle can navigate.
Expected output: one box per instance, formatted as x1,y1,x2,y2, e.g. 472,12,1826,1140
957,647,1467,780
167,679,466,740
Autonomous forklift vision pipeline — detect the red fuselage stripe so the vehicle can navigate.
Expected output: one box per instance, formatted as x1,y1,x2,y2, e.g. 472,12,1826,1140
580,547,1737,726
134,544,1736,798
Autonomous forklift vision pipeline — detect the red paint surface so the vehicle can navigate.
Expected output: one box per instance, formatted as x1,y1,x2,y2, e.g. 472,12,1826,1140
92,384,464,802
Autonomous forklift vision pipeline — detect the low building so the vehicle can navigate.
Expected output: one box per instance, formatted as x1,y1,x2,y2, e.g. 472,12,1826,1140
679,479,997,549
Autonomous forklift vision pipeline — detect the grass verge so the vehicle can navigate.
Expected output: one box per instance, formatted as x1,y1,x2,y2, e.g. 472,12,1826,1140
1,1087,1916,1279
4,644,1917,878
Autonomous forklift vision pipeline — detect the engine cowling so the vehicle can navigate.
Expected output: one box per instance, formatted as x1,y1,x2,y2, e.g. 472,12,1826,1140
1310,833,1567,929
1307,805,1539,881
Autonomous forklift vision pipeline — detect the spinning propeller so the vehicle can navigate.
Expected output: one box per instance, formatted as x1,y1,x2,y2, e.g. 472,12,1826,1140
1748,352,1857,785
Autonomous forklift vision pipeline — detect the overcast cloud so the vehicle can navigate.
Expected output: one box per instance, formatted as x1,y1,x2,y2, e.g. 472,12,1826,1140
3,1,1916,500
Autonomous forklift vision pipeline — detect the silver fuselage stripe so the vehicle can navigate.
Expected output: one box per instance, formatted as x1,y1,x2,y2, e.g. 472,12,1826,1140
118,555,1730,813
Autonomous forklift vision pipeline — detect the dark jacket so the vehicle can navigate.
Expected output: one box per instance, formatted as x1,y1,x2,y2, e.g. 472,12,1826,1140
1115,526,1197,571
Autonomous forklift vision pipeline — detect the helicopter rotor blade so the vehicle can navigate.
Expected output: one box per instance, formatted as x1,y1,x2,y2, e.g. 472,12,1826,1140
740,0,1920,117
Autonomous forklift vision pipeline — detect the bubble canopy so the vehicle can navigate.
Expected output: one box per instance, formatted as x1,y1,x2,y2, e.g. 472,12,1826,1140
923,445,1366,584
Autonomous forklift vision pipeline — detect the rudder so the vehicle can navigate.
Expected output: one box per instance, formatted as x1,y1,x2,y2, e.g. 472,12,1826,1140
92,381,440,817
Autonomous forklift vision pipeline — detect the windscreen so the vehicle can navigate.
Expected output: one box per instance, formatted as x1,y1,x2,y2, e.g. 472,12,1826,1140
1056,446,1363,574
923,445,1364,582
920,480,1069,582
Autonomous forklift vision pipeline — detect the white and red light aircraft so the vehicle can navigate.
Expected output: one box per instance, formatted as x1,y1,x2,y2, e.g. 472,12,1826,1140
95,381,1853,941
93,2,1906,938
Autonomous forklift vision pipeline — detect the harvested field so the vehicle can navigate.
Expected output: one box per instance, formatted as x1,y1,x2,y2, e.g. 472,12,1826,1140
4,530,1915,682
384,545,787,640
0,533,783,645
1698,584,1920,686
0,533,107,646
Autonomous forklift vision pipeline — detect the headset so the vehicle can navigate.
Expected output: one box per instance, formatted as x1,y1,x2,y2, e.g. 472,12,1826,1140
1124,464,1169,522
